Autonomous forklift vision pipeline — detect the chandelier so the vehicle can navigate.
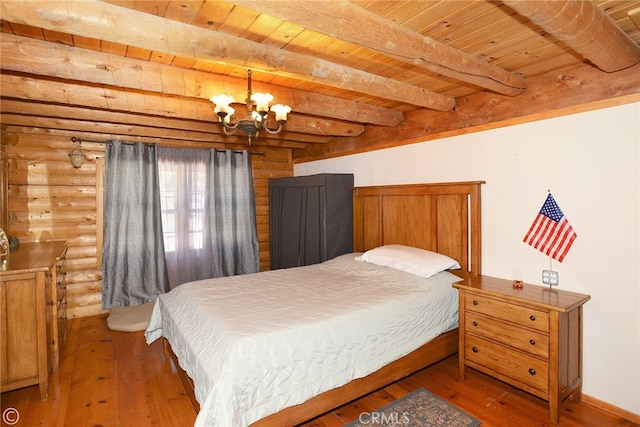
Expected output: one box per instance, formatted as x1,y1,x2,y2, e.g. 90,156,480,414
210,70,291,145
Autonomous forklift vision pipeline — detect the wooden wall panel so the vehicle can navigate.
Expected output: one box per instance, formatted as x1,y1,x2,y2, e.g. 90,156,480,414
2,130,293,318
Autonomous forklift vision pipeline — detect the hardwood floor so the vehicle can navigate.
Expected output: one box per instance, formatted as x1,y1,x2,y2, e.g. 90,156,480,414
1,315,637,427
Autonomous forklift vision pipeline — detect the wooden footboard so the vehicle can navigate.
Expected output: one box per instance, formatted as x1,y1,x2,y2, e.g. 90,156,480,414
164,329,458,426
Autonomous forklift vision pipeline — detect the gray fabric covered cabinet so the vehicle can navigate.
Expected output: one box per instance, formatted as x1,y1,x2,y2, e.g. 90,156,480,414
269,173,354,269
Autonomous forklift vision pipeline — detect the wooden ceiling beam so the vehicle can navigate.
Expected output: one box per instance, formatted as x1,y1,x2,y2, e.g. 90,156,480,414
0,73,358,138
0,33,400,127
232,0,527,96
502,0,640,72
294,61,640,161
0,0,455,111
1,114,228,144
1,114,314,149
7,125,310,151
0,100,334,145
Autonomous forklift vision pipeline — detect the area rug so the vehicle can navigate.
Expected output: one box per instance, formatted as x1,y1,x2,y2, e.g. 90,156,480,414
344,387,481,427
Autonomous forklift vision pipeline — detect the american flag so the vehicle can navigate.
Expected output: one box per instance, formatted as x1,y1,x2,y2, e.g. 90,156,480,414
523,193,577,262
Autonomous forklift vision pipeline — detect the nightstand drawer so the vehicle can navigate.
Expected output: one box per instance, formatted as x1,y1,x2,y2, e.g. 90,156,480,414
465,334,549,393
465,293,549,332
465,311,549,358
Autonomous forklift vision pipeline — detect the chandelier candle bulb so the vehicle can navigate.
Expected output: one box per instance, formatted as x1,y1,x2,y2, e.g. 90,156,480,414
271,104,292,122
211,94,234,114
252,92,274,113
223,107,235,124
252,111,263,122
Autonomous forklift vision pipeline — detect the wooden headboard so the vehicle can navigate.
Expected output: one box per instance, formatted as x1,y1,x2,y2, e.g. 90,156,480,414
353,181,484,278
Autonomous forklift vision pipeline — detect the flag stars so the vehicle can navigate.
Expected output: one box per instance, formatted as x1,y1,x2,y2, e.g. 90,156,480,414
540,195,564,222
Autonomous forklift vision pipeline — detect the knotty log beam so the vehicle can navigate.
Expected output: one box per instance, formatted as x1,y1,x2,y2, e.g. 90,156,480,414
0,0,455,111
0,73,357,141
0,100,342,144
0,33,401,127
503,0,640,72
2,114,320,149
233,0,527,96
293,61,640,162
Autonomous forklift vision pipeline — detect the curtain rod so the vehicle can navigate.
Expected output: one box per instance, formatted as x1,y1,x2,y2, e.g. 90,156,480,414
70,137,266,156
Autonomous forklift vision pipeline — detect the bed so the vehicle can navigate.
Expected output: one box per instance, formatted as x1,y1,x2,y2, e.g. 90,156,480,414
145,181,484,426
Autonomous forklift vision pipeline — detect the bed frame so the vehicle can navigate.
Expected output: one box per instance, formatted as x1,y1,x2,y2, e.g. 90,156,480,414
165,180,484,426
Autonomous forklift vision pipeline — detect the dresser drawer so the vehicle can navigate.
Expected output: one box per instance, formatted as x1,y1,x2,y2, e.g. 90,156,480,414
465,334,549,393
465,293,549,332
465,311,549,358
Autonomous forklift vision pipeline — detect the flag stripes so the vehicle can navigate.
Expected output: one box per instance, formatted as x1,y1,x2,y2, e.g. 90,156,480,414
523,193,577,262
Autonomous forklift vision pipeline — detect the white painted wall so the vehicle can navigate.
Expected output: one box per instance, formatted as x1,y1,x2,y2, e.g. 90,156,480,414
296,102,640,415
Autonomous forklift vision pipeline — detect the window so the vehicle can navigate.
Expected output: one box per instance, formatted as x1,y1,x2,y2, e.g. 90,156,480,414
101,144,258,290
157,157,207,253
157,147,259,287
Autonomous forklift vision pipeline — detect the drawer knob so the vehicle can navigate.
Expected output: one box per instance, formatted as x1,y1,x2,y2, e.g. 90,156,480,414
472,347,478,353
472,300,478,306
472,321,478,327
529,315,536,321
528,368,536,376
529,339,536,345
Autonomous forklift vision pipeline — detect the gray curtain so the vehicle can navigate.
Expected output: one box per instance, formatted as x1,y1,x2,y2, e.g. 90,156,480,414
157,147,259,288
102,141,170,309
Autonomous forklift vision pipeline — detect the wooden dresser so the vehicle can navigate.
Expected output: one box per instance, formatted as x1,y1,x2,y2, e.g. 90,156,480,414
453,275,590,424
0,241,68,399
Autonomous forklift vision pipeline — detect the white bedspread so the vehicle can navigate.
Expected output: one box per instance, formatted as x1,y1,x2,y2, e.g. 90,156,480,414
145,253,459,427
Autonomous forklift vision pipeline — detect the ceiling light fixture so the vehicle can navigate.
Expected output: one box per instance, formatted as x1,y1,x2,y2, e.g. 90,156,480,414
210,69,291,145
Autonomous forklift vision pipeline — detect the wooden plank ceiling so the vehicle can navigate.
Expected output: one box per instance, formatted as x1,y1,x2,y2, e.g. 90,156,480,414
1,0,639,161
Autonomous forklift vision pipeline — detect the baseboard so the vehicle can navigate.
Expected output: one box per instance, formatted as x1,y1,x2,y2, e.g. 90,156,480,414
582,394,640,424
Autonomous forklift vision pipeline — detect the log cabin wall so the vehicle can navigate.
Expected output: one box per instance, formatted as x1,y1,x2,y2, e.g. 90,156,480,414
1,129,293,318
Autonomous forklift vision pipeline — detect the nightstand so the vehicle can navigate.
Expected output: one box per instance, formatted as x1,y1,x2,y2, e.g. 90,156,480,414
453,276,590,424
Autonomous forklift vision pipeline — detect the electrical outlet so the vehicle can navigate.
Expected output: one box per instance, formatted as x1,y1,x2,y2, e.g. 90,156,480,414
542,269,559,286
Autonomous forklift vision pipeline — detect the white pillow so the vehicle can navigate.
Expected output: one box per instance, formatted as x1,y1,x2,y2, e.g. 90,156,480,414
357,244,461,278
